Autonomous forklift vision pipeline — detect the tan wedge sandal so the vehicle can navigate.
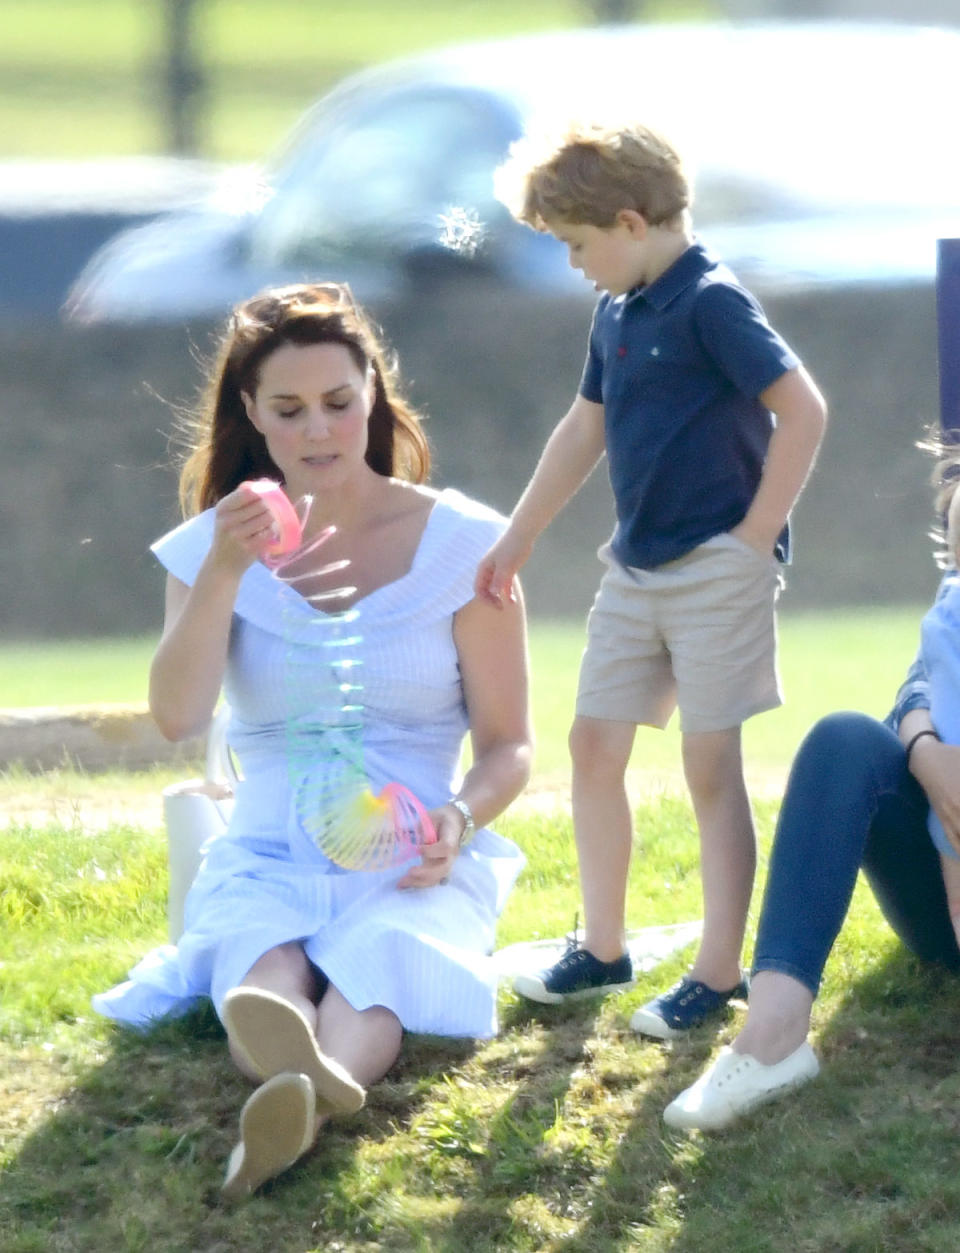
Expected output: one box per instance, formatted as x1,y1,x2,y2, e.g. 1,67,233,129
222,986,366,1115
221,1071,318,1201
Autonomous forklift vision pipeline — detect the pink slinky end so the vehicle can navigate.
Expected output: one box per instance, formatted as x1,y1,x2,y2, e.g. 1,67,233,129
243,479,303,557
383,781,437,849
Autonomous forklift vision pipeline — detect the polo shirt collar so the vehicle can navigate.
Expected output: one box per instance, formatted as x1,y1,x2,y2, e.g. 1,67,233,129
631,240,718,312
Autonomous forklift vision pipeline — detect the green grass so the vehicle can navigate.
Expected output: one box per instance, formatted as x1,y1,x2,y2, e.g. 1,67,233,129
0,636,156,708
6,787,960,1249
1,0,715,159
1,606,923,781
4,606,958,1250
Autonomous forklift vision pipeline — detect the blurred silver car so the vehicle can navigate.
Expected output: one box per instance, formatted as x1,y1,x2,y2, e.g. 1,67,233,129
65,20,960,323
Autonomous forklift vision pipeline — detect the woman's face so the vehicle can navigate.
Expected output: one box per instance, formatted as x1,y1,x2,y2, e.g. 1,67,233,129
242,340,375,496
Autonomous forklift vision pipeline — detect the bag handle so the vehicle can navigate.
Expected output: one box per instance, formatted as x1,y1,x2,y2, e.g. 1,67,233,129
205,705,240,790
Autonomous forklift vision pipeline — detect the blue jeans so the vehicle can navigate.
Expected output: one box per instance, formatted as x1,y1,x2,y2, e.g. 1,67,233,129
753,711,960,996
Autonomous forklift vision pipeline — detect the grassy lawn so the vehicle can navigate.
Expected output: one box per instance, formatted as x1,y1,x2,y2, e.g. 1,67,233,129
6,6,958,1244
6,606,960,1250
5,786,960,1248
0,604,923,783
2,0,713,159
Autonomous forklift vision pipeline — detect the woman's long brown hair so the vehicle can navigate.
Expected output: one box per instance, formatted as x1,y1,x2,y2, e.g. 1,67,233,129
178,283,430,516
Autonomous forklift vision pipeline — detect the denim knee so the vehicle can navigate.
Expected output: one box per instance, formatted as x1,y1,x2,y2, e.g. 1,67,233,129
801,709,896,762
789,710,904,799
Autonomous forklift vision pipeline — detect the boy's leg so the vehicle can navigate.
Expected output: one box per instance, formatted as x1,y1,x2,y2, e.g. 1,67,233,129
512,713,638,1003
569,713,638,961
513,551,670,1004
631,726,754,1039
631,726,761,1037
680,725,755,991
632,538,779,1038
566,549,673,963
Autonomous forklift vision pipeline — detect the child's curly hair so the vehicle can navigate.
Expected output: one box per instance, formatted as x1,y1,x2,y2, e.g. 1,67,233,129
495,119,691,231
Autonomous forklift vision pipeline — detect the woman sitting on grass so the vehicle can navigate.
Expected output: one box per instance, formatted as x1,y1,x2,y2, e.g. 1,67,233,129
663,440,960,1130
92,282,532,1198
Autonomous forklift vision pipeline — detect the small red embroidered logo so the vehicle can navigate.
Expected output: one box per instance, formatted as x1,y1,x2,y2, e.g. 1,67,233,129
617,345,627,357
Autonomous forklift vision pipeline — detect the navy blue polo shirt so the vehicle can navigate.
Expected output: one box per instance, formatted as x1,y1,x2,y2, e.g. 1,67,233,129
579,241,800,570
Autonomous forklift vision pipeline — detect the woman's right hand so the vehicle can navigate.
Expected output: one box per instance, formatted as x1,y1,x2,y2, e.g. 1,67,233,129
208,483,284,576
910,736,960,854
150,484,283,741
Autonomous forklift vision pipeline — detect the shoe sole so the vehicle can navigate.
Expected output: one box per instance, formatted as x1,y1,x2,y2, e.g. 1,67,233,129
630,1007,688,1039
513,975,635,1005
222,987,365,1115
221,1071,317,1201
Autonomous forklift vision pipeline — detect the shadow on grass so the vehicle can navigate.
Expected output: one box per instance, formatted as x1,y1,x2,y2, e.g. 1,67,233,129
567,946,960,1253
405,992,624,1252
420,946,960,1253
0,990,614,1252
12,947,960,1250
0,1003,491,1251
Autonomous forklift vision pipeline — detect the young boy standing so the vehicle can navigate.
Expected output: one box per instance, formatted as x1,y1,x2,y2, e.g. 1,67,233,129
476,122,827,1039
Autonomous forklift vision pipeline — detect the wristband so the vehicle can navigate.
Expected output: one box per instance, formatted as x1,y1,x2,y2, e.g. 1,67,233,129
905,728,940,765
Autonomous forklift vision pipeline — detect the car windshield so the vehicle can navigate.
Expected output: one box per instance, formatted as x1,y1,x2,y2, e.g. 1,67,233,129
247,84,519,266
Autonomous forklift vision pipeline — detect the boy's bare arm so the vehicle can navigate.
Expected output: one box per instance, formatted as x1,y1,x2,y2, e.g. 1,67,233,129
476,394,606,605
732,366,827,556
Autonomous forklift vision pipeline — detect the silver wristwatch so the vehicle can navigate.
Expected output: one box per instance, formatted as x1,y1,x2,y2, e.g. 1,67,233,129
449,798,476,847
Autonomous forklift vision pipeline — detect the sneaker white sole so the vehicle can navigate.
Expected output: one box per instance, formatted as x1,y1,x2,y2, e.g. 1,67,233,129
630,1004,686,1039
631,982,748,1039
513,973,634,1004
663,1043,820,1131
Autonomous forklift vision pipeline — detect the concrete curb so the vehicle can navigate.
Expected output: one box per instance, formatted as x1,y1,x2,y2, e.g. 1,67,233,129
0,704,205,772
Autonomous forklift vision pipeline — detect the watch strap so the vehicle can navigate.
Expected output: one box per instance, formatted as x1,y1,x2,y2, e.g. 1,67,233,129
449,798,475,847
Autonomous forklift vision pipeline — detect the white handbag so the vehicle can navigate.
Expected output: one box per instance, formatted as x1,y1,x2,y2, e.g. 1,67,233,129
162,706,238,942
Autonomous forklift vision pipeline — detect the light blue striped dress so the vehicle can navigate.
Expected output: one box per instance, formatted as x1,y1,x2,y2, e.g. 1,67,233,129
92,488,525,1038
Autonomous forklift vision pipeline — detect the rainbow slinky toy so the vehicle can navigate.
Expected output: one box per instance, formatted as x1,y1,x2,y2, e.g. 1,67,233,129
245,479,437,869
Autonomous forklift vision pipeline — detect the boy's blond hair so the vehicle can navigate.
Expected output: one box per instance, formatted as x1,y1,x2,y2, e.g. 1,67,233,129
496,120,691,231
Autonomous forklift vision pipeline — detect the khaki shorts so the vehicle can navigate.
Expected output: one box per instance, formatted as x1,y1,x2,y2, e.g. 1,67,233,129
575,534,784,734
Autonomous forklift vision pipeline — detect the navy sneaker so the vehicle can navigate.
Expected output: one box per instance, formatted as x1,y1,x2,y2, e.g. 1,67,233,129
513,941,634,1004
630,975,749,1039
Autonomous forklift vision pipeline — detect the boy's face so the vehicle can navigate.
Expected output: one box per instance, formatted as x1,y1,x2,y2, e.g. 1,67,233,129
548,215,651,296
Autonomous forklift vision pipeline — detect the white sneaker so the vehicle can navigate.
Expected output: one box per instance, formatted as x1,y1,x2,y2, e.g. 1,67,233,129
663,1043,819,1131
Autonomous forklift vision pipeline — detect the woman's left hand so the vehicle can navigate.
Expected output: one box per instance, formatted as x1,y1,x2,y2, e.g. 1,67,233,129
395,803,465,889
